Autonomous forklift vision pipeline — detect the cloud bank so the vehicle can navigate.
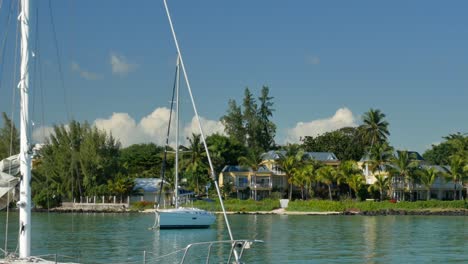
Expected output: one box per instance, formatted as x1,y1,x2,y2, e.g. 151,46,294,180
32,108,225,148
285,107,357,143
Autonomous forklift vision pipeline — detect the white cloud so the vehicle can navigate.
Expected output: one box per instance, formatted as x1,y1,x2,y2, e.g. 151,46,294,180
110,53,137,76
285,107,357,143
183,116,226,140
71,61,100,80
94,108,223,147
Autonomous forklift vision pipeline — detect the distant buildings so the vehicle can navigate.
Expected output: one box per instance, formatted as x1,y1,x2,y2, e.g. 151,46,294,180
219,151,340,200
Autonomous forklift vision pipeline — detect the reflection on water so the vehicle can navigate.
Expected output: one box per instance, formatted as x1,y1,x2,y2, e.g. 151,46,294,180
1,212,467,263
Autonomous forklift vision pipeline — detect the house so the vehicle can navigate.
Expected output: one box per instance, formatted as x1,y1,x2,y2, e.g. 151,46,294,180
131,178,169,204
219,151,340,200
358,151,463,201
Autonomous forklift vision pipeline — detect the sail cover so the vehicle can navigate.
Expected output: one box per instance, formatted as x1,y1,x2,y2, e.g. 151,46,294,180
0,155,20,209
0,171,19,209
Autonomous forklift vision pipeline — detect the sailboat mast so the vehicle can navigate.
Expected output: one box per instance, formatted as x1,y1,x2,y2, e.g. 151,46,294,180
18,0,32,258
174,55,180,209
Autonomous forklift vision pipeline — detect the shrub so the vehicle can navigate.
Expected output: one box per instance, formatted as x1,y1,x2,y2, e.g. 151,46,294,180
131,201,155,211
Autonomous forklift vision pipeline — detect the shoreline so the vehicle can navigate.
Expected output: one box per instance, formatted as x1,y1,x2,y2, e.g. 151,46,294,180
31,207,468,216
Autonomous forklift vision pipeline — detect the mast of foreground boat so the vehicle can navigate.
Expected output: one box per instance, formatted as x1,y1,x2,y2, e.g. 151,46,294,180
162,0,235,243
18,0,32,258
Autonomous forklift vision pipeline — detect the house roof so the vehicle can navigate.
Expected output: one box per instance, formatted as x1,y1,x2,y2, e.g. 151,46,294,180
133,178,165,192
261,150,339,162
360,151,425,162
221,165,272,173
221,165,252,173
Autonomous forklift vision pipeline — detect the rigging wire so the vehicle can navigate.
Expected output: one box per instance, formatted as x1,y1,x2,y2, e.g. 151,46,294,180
4,0,20,256
47,0,70,121
0,0,15,90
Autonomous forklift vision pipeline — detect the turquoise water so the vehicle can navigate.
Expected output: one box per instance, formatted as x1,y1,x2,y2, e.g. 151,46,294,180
0,213,467,263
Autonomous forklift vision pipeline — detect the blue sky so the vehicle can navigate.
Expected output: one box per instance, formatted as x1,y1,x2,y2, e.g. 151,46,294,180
1,0,467,153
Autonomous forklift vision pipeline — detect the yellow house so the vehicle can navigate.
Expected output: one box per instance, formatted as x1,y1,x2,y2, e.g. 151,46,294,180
219,151,340,200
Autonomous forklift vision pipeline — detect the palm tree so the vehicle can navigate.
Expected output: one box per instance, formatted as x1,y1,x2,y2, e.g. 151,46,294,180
368,142,393,175
337,160,362,198
316,166,338,200
445,155,466,200
292,163,316,200
389,150,418,201
238,149,263,199
361,109,390,152
368,174,390,201
417,167,438,200
185,133,208,194
347,174,365,200
276,145,306,200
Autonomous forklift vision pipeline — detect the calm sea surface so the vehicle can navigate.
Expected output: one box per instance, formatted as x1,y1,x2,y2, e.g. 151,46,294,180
0,212,467,263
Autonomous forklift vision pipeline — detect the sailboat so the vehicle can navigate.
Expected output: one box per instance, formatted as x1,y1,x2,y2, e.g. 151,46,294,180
154,55,216,229
1,0,261,262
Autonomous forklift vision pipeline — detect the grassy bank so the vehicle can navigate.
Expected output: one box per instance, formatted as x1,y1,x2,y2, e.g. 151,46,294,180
193,198,280,212
193,199,467,213
287,200,468,212
129,199,468,213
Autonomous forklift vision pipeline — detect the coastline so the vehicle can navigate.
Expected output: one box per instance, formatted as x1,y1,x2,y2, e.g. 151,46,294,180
40,207,467,216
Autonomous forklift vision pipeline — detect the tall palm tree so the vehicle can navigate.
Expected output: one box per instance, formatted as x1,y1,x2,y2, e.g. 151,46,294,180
368,142,394,175
316,166,338,200
417,167,438,201
276,144,306,200
185,133,208,194
368,174,390,201
389,150,418,201
361,109,390,152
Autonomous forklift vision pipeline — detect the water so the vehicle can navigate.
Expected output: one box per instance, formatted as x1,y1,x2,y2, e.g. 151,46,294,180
1,212,467,263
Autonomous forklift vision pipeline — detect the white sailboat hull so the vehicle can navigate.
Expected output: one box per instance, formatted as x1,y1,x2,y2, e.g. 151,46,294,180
156,207,215,229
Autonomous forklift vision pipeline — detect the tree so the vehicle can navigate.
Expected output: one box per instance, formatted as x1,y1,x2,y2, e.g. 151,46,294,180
423,133,467,165
417,167,438,200
257,86,276,151
445,155,467,200
220,99,245,145
107,174,134,202
238,149,263,199
292,163,316,200
316,166,338,200
368,142,393,175
276,144,306,200
185,133,209,194
0,112,19,160
33,120,122,202
302,127,366,161
243,87,259,150
368,174,390,201
389,150,418,201
361,109,390,152
120,143,165,177
337,160,362,198
206,133,247,174
347,174,365,201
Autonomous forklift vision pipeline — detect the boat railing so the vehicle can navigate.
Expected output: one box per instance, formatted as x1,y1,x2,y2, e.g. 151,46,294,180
1,253,80,263
143,239,263,264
